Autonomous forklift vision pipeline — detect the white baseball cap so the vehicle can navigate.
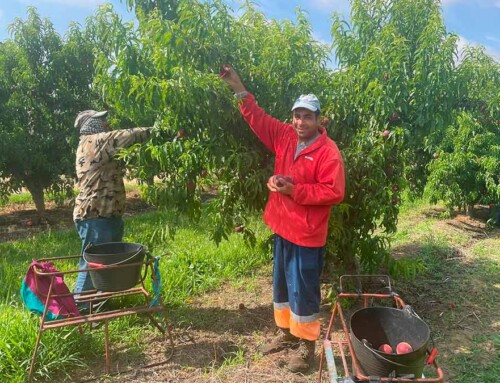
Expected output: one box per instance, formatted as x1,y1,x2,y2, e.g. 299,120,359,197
291,94,321,112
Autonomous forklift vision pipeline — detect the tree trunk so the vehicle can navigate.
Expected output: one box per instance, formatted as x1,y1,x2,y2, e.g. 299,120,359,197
466,204,475,217
24,180,46,224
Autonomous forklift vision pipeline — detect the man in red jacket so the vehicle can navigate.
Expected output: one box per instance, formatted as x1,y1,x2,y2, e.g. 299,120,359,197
221,65,345,373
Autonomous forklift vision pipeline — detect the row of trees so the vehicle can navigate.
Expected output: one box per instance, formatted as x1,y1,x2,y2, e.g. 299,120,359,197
1,0,499,275
0,8,98,217
0,8,97,220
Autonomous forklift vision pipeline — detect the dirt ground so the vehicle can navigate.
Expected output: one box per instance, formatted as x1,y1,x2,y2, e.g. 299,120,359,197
0,191,152,242
3,198,498,382
2,195,329,382
73,268,335,383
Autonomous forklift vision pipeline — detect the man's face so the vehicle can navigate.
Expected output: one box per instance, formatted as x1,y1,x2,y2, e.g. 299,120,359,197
292,108,320,142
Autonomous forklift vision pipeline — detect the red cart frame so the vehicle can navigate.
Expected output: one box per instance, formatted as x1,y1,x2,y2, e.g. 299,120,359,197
27,254,174,382
318,275,445,383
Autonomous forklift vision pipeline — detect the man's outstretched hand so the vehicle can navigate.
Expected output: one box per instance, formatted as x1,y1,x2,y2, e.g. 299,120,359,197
219,64,247,94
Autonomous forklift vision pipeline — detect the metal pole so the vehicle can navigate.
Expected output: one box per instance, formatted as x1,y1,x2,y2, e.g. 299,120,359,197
324,339,338,382
28,276,55,382
105,320,110,373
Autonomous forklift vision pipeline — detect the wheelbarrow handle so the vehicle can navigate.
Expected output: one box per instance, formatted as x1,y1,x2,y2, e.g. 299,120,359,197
426,347,438,364
87,262,104,268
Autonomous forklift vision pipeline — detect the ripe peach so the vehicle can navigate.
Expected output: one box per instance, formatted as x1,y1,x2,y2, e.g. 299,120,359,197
389,112,400,122
382,130,390,138
396,342,413,354
274,175,284,187
378,344,393,353
275,175,292,187
219,65,230,78
234,225,245,233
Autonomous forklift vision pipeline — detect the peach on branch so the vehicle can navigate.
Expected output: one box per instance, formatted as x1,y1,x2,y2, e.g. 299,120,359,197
389,112,400,122
234,225,245,233
176,129,187,138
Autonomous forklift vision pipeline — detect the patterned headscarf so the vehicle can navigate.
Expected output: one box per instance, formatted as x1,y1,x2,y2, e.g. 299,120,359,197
74,110,109,135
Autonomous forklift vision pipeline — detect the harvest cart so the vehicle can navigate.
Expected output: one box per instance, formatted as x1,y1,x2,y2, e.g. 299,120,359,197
318,275,444,383
27,250,174,382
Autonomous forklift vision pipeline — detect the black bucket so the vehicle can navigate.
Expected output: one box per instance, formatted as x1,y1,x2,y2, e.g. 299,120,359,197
350,306,430,378
84,242,146,292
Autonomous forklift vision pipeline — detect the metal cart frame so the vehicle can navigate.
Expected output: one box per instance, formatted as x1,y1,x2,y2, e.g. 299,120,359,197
27,254,174,382
318,275,444,383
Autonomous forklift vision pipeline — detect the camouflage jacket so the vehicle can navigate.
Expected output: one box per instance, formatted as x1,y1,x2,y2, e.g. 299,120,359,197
73,128,151,222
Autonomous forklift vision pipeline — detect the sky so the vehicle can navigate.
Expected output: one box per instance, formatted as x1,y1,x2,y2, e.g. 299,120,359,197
0,0,499,63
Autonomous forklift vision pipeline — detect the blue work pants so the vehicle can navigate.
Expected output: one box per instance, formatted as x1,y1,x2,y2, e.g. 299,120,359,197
272,234,324,340
74,217,124,294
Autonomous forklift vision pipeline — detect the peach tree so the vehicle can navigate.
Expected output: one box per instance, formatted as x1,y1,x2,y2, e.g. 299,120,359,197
0,7,96,221
87,0,460,275
426,46,500,218
88,0,330,244
314,0,458,274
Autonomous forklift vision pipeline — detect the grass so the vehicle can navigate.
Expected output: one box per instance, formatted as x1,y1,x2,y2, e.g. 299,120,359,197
391,202,500,383
0,190,73,207
1,196,499,382
0,182,140,207
0,207,271,382
3,192,34,205
447,334,500,382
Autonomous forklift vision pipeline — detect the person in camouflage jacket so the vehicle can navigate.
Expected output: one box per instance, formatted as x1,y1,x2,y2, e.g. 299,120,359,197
73,110,151,301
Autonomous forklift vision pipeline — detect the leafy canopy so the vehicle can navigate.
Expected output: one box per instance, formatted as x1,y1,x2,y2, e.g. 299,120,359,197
0,7,95,217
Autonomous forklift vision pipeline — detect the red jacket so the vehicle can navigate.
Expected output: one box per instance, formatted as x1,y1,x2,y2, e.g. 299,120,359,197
240,94,345,247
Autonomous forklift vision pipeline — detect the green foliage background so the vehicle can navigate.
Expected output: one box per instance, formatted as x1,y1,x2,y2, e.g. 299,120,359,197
0,8,96,217
1,0,500,381
0,0,499,274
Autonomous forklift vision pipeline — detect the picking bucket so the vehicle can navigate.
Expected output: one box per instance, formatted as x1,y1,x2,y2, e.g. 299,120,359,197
350,306,430,378
84,242,146,292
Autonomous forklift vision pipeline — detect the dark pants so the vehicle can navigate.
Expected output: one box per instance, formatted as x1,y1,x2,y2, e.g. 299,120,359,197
272,234,324,340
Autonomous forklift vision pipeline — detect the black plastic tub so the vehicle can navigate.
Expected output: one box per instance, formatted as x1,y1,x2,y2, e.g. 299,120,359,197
350,306,430,378
84,242,146,292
